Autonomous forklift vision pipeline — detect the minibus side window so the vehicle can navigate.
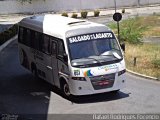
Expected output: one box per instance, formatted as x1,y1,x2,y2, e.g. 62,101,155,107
58,40,65,58
35,32,41,50
30,30,35,48
42,35,50,54
22,28,27,44
19,27,32,47
18,27,23,43
26,29,31,46
51,41,57,55
50,38,57,55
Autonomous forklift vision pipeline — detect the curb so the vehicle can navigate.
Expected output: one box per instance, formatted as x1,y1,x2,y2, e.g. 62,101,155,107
143,36,160,43
0,35,17,52
126,69,159,81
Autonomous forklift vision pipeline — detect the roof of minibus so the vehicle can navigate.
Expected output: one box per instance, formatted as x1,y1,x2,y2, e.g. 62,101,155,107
19,14,112,39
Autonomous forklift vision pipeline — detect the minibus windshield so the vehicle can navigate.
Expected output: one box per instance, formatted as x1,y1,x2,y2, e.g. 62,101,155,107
67,32,123,67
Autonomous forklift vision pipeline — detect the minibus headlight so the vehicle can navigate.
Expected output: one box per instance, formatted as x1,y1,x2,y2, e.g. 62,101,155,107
118,69,126,76
71,77,86,81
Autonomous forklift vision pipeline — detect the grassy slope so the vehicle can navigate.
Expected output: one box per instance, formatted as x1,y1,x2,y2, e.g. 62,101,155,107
125,43,160,78
109,15,160,78
109,15,160,37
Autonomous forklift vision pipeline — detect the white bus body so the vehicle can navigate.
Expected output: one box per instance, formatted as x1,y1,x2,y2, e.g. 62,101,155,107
18,15,126,96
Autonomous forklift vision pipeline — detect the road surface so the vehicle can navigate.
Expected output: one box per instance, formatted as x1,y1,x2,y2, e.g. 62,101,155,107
0,38,160,120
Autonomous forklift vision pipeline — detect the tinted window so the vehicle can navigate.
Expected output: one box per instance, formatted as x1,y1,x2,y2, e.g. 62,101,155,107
58,40,65,56
30,30,35,48
25,29,31,46
18,27,23,43
35,32,42,50
51,41,57,55
42,35,50,54
19,27,29,46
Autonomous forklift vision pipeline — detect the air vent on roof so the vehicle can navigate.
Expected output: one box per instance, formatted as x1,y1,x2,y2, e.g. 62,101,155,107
68,21,86,25
30,16,36,19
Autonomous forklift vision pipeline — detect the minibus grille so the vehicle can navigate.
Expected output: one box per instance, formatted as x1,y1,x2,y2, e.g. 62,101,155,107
90,73,115,90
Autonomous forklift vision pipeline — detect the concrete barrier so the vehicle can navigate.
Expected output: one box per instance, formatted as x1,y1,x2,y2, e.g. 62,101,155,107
0,0,160,14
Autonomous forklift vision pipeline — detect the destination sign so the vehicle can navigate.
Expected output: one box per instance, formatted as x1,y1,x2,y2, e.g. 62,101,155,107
68,32,113,44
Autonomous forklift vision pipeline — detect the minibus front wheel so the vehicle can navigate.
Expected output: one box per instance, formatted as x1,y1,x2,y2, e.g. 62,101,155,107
60,79,71,98
111,89,120,94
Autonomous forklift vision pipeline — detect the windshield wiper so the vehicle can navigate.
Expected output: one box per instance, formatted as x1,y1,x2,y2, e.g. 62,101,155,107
85,56,103,66
100,52,121,60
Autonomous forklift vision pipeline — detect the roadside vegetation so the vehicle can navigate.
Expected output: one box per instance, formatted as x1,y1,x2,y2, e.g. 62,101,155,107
81,11,88,18
94,10,100,17
109,15,160,78
122,8,125,14
126,43,160,78
0,24,18,45
71,13,78,18
61,12,68,17
109,14,160,43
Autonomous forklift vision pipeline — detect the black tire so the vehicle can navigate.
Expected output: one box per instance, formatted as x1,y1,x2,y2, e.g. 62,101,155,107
61,80,71,98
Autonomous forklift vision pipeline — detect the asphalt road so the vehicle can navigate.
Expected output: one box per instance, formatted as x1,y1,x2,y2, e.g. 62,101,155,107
0,38,160,119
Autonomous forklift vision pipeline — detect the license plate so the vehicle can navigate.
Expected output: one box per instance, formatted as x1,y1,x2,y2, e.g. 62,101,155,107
98,81,109,85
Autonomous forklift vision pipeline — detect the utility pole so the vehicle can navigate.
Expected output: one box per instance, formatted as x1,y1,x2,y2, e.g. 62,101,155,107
114,0,120,43
114,0,117,12
113,0,125,52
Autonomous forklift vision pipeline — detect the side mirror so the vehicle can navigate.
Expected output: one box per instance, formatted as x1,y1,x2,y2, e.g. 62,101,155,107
120,43,125,52
63,53,68,62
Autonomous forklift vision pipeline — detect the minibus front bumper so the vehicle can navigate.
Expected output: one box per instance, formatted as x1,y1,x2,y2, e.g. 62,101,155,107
68,73,126,96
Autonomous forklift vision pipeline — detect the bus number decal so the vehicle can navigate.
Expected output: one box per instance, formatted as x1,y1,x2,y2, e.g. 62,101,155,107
69,33,113,44
74,70,80,76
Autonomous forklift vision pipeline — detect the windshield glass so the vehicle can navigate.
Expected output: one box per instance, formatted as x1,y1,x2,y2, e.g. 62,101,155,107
67,32,122,67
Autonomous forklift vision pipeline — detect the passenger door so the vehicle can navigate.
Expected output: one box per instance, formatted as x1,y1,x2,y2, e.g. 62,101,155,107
51,40,59,86
36,34,53,84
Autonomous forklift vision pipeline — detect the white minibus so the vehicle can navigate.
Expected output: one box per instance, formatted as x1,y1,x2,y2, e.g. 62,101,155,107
18,15,126,97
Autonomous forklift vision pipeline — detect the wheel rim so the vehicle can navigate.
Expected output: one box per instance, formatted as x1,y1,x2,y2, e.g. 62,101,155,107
64,83,70,96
